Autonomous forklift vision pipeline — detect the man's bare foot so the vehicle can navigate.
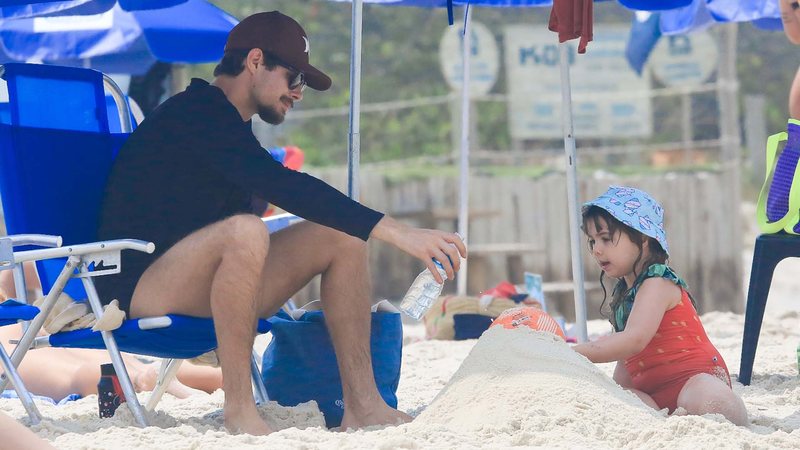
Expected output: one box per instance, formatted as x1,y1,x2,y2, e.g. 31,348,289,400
340,402,412,431
224,406,273,436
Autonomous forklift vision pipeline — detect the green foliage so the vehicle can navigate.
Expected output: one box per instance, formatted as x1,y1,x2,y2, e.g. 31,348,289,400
205,0,553,166
737,24,797,133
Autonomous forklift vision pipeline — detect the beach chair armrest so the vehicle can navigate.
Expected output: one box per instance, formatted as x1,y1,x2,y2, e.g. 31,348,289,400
0,235,64,269
3,234,63,249
11,239,154,264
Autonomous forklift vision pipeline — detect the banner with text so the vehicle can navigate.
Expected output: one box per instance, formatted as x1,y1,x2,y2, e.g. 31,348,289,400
503,25,652,140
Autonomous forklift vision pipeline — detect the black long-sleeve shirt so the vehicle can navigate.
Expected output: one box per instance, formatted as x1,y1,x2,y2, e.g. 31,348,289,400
95,79,383,312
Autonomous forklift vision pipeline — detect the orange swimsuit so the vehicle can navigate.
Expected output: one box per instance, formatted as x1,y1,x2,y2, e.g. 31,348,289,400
623,289,731,412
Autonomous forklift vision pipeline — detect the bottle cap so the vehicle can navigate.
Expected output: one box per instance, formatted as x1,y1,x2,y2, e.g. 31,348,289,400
432,255,454,269
100,363,116,376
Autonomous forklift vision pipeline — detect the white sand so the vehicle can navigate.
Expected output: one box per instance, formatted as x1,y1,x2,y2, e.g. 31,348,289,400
3,299,798,449
2,208,800,448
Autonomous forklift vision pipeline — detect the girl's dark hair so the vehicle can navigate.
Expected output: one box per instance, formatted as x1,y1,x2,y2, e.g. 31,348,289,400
213,49,280,77
581,205,669,326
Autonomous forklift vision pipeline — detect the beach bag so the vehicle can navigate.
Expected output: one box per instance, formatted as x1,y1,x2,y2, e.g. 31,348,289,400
261,300,402,428
423,295,518,340
452,314,494,340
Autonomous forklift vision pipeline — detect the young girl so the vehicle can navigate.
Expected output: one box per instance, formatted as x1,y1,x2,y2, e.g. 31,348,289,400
573,186,748,426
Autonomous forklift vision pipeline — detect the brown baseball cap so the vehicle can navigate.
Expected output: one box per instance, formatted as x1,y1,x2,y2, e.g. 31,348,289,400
225,11,332,91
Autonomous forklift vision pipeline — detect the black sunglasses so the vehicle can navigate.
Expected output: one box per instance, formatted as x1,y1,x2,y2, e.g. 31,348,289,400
266,54,306,92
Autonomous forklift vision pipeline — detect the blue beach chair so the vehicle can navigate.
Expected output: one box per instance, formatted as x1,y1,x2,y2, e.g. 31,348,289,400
0,63,272,426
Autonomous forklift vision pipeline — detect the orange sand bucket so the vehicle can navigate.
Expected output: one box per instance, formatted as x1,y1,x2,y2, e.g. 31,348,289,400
490,306,566,340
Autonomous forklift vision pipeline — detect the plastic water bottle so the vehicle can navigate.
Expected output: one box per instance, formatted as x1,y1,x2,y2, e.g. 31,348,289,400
98,363,126,418
400,259,448,320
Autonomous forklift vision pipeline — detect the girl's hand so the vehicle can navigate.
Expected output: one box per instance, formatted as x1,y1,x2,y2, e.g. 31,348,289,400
612,360,633,388
574,278,680,363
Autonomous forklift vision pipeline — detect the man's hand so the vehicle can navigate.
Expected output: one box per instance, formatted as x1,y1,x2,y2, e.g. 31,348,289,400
370,216,467,284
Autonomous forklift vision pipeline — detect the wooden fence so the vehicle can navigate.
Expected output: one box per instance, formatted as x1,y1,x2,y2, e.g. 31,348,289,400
299,166,744,320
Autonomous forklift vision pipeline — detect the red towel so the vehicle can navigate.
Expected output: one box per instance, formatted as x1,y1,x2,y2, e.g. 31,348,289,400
548,0,594,54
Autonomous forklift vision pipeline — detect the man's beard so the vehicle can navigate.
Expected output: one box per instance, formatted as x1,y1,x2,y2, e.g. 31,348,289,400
257,103,285,125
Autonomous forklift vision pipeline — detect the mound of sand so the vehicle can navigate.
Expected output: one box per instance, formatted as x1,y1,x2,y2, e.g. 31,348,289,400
417,327,653,431
2,313,800,449
410,326,800,449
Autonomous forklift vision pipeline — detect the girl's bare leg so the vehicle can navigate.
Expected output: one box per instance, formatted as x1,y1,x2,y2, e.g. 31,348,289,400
627,388,660,410
677,373,748,426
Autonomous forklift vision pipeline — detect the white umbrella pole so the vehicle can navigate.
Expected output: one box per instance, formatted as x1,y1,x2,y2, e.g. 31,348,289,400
558,42,588,343
347,0,363,199
456,6,472,296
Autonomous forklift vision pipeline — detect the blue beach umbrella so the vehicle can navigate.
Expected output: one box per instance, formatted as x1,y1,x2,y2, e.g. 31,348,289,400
0,0,187,20
620,0,781,35
623,1,781,85
0,0,237,75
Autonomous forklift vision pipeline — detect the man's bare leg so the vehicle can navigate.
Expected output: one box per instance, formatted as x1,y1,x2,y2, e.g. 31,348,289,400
253,222,411,429
317,233,411,428
129,215,272,435
130,217,409,433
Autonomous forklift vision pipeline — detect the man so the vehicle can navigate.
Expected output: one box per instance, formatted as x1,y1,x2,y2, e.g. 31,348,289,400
95,11,466,435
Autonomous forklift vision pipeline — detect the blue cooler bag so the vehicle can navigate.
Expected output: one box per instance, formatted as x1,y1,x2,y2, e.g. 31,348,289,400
261,301,403,428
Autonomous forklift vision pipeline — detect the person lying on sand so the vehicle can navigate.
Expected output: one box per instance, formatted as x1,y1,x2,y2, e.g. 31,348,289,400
572,186,748,426
0,322,221,401
0,275,222,402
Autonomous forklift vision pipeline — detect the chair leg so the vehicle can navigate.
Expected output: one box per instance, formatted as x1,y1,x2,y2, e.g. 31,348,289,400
81,273,148,427
739,240,781,386
251,350,268,404
145,358,183,412
99,331,148,426
0,257,78,392
0,345,41,424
